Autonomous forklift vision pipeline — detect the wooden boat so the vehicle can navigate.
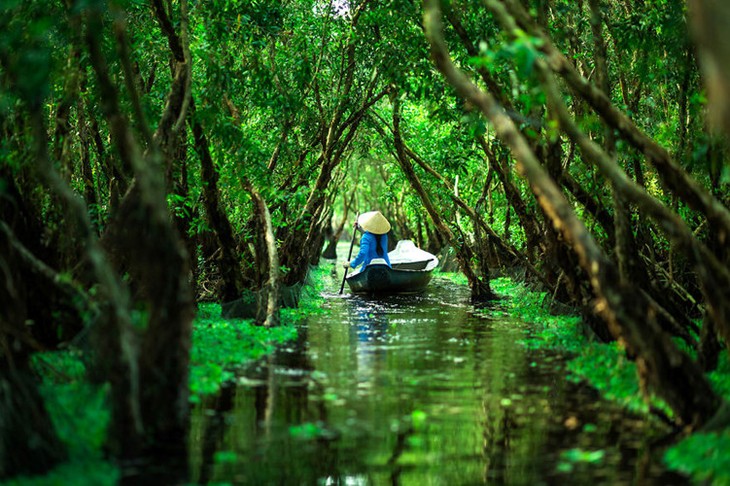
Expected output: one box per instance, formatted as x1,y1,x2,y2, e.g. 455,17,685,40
345,240,439,294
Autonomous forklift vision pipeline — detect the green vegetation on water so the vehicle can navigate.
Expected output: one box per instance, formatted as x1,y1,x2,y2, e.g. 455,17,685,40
6,268,335,486
466,275,730,484
190,304,297,400
9,267,728,485
190,266,327,400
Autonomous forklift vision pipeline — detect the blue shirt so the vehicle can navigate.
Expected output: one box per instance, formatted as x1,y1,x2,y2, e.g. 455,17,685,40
350,232,391,270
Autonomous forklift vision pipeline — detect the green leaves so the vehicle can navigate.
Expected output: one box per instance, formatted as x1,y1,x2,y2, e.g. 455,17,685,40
189,303,298,401
557,448,606,473
665,431,730,484
468,29,543,78
0,0,59,107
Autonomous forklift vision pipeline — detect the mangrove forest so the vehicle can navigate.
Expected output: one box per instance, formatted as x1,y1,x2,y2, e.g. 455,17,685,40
2,0,730,483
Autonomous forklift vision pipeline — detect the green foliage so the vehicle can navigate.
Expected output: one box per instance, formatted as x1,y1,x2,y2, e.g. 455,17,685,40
557,448,606,473
664,354,730,484
32,354,109,456
665,431,730,485
0,0,59,106
484,278,668,417
12,352,118,486
213,450,238,465
566,344,652,416
289,422,328,441
190,303,297,401
410,409,428,432
41,383,110,457
709,353,730,398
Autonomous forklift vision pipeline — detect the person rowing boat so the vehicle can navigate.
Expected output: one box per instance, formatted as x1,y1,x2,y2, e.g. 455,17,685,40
342,211,392,272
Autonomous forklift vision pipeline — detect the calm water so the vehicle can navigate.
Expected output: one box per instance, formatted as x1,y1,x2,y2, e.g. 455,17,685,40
189,269,687,485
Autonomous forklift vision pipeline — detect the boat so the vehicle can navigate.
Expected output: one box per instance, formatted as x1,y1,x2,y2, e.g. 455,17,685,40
345,240,439,294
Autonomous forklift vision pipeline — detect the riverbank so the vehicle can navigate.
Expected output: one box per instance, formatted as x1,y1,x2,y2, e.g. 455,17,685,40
8,269,331,485
472,275,730,485
11,268,725,484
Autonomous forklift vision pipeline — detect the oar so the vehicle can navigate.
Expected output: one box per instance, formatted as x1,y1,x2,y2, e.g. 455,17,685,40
339,214,359,295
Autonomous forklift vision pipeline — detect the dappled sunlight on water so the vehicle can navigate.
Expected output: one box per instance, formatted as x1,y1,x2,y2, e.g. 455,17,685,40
189,266,687,485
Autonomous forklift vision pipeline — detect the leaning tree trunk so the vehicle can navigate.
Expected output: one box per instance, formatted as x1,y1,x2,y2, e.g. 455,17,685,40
478,137,544,264
501,0,730,253
425,0,722,428
191,104,251,302
403,141,523,269
84,2,196,473
391,90,495,302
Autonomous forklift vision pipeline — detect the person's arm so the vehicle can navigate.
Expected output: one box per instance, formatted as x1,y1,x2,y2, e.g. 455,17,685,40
349,233,372,268
382,234,391,266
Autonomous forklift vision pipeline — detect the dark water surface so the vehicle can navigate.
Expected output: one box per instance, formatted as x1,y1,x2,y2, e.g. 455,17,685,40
189,273,686,485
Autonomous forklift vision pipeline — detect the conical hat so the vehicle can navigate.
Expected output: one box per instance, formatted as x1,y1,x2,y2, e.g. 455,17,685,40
357,211,391,234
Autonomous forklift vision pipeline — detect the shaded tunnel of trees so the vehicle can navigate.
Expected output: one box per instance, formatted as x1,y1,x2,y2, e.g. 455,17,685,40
1,0,730,480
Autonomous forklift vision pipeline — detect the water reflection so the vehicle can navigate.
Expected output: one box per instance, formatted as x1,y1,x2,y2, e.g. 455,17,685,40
190,274,687,485
349,298,390,383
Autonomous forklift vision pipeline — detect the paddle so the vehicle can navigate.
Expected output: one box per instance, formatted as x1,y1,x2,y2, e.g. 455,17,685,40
339,213,359,295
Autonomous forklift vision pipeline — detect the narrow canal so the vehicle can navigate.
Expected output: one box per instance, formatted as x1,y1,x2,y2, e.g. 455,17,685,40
189,269,686,485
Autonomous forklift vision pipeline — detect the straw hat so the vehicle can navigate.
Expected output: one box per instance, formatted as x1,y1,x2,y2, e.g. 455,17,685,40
357,211,391,234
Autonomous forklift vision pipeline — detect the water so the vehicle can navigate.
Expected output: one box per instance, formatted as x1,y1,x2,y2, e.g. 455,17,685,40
189,273,686,485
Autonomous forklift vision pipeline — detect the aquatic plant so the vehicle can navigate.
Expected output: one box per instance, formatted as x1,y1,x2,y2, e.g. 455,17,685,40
557,448,606,473
484,276,730,481
190,303,297,401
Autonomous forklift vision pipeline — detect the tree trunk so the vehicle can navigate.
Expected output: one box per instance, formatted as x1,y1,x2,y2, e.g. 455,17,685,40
478,137,544,264
244,179,281,328
85,5,195,475
322,189,355,260
0,225,67,479
425,0,722,428
392,90,495,301
191,105,251,302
